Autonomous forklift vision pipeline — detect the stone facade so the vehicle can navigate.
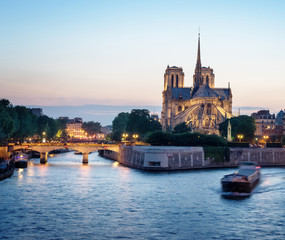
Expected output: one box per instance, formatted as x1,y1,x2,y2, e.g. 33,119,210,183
113,146,285,171
251,109,285,137
161,35,232,134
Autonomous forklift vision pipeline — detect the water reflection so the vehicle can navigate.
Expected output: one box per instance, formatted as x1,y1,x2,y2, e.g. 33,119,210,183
112,161,119,167
1,153,284,240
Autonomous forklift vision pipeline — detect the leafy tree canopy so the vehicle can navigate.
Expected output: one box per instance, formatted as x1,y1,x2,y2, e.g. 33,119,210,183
0,99,13,108
219,115,256,142
37,115,58,139
0,105,16,142
173,122,191,133
146,131,226,147
281,135,285,146
112,112,129,134
82,121,102,135
126,109,161,136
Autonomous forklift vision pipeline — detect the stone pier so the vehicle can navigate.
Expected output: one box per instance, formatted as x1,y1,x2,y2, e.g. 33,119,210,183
82,153,89,164
40,152,48,164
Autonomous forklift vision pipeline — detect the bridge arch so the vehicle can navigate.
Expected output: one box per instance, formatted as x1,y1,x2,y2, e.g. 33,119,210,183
10,144,119,164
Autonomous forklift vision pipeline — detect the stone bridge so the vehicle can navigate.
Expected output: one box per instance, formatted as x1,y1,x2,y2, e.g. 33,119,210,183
11,143,119,164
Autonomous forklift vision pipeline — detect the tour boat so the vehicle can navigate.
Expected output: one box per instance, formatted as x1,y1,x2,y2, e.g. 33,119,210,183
221,161,260,197
14,154,28,168
0,160,15,181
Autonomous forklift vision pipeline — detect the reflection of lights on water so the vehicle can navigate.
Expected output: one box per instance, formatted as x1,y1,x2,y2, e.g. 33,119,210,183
18,168,24,179
79,164,90,178
112,161,119,167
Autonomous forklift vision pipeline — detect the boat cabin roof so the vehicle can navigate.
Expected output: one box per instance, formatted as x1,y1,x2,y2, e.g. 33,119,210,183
237,169,255,176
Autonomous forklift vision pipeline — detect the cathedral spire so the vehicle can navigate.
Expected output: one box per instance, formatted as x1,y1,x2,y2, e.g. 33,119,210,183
194,33,203,88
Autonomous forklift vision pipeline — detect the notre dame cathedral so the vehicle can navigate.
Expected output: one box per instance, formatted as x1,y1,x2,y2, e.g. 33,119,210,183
161,35,233,134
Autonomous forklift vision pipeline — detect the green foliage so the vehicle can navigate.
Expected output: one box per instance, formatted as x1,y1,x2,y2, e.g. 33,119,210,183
146,131,226,147
56,118,68,131
173,122,191,133
111,109,162,142
0,98,62,142
204,147,230,163
126,109,161,137
112,112,130,141
219,115,256,142
82,121,102,135
0,99,13,108
145,131,171,146
12,106,37,141
0,105,16,142
281,135,285,145
37,115,59,139
148,118,162,133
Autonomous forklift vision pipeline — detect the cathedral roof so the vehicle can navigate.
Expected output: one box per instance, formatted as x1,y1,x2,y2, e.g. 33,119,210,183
192,84,218,98
171,88,192,100
171,85,231,100
214,88,231,100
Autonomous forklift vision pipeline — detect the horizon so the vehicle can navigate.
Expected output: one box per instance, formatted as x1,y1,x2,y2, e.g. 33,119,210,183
24,104,280,126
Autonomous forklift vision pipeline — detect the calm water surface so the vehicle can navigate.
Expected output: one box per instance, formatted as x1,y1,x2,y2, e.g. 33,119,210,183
0,152,284,240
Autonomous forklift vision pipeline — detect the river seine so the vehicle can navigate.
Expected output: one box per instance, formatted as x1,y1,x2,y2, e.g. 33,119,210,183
0,152,284,240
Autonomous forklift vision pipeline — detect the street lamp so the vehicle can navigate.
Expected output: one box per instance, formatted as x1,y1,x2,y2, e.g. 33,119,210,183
237,134,243,143
133,134,139,141
122,133,128,142
263,135,269,147
42,132,46,143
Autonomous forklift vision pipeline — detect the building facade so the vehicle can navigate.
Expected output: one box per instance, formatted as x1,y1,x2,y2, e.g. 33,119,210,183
251,109,285,137
161,35,233,134
66,118,86,139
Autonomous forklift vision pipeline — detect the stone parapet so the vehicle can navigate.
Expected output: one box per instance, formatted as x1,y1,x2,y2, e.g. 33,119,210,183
102,146,285,171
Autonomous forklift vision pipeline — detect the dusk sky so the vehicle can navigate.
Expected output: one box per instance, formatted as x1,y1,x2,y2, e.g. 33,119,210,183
1,0,284,114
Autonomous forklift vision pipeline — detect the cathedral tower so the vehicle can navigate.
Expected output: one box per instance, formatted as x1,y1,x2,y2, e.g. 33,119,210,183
161,34,233,133
164,66,185,90
193,34,203,88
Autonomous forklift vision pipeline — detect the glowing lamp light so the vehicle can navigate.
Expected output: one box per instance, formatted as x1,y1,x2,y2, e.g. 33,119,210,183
237,134,244,142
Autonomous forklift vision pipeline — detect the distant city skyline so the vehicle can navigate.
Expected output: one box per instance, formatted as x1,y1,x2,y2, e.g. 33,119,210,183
27,104,271,126
1,0,284,113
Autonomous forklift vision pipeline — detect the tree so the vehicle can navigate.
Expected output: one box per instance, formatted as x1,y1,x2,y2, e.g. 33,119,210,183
173,122,191,133
111,109,162,142
12,106,37,142
0,105,16,142
281,135,285,146
112,112,130,141
0,99,13,108
145,130,171,146
82,121,102,135
148,117,162,132
126,109,161,137
219,115,256,142
146,131,226,147
126,109,150,135
37,115,58,140
56,118,68,131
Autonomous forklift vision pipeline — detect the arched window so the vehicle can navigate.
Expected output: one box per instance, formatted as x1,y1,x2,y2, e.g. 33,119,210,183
176,75,179,88
206,75,209,85
178,106,182,112
171,75,174,87
205,119,210,127
207,104,211,115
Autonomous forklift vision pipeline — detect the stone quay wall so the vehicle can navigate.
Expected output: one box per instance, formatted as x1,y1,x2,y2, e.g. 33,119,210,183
119,146,205,170
230,148,285,166
98,149,118,161
102,146,285,171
